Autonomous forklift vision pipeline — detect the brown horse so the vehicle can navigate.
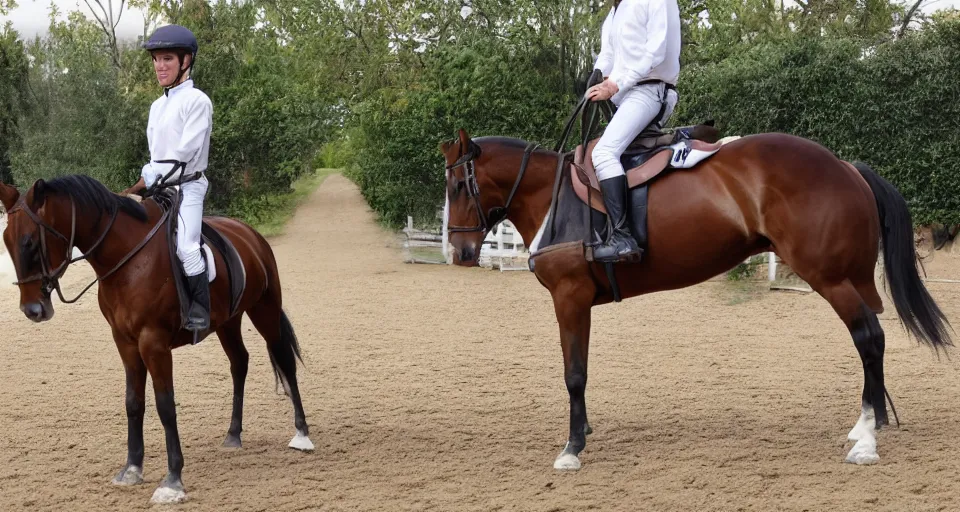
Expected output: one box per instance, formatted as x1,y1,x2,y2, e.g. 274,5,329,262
0,175,312,504
441,128,952,470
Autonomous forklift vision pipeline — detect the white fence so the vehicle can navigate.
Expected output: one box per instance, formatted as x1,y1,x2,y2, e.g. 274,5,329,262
406,209,785,280
402,215,529,271
477,221,528,271
0,213,12,282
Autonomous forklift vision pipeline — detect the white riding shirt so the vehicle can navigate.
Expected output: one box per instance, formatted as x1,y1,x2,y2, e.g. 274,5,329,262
141,79,213,188
593,0,681,106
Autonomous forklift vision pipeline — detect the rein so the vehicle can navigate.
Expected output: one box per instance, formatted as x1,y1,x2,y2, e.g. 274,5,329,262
446,141,540,234
445,72,611,241
7,194,169,304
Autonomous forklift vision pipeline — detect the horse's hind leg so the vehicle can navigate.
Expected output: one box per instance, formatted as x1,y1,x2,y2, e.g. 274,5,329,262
817,279,888,465
247,301,313,452
216,315,248,448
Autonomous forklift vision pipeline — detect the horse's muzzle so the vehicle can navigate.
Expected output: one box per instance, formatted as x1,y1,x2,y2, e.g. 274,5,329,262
21,299,53,322
459,245,479,266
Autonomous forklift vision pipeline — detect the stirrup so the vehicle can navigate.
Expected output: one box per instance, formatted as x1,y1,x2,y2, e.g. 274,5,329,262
592,232,641,263
594,247,641,264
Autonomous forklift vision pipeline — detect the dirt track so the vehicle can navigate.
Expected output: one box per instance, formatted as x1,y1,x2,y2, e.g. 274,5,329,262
3,174,960,511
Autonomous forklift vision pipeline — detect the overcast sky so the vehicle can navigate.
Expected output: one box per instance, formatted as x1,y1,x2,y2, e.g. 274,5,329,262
2,0,148,40
2,0,959,41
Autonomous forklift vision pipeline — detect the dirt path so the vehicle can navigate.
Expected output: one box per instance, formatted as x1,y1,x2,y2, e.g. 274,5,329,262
3,174,960,511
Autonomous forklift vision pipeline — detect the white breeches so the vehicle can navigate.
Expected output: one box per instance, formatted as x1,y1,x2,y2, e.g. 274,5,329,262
177,176,208,277
592,82,679,182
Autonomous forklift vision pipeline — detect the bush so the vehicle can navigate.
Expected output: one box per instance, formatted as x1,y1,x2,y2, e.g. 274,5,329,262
343,41,574,228
672,21,960,225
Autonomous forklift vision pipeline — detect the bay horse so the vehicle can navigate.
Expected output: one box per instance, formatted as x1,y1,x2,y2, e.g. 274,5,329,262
440,127,952,471
0,175,313,504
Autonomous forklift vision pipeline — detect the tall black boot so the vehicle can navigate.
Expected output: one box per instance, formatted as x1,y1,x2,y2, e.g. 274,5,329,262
184,272,210,340
592,175,641,263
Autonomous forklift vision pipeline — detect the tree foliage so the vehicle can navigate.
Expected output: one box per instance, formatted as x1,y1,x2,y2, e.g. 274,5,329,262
673,18,960,224
0,24,28,185
0,0,956,227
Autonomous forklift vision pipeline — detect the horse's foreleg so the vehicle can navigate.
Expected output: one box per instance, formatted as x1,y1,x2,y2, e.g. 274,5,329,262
140,331,188,504
112,340,146,486
551,279,595,471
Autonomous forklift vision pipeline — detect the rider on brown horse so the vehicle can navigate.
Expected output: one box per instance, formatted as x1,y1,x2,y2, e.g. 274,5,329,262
586,0,682,262
121,25,213,338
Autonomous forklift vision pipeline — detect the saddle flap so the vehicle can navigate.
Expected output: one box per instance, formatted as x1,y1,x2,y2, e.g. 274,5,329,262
201,220,247,319
160,187,248,331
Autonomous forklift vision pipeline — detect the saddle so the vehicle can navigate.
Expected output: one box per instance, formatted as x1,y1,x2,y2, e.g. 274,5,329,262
151,188,247,330
569,122,727,263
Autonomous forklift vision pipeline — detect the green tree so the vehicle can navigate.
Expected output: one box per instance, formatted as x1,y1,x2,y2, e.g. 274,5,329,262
0,24,28,185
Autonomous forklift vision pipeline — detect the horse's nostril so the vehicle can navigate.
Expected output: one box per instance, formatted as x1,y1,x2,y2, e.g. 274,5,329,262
22,302,44,320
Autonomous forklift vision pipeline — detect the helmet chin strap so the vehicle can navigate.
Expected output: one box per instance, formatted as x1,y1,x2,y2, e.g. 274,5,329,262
164,53,193,95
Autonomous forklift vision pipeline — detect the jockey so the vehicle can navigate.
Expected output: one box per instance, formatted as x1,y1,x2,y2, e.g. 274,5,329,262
123,24,213,336
586,0,681,262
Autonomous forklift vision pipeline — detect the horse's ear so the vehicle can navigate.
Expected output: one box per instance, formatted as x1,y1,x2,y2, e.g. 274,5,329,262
704,119,715,126
0,182,19,211
440,136,455,154
457,128,472,155
31,179,46,207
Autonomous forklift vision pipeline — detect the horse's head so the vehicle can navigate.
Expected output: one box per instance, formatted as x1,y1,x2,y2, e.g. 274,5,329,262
440,129,511,267
1,179,75,322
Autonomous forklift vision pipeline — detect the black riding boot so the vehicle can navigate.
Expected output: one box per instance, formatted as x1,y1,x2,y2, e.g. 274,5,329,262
593,175,641,263
185,272,210,339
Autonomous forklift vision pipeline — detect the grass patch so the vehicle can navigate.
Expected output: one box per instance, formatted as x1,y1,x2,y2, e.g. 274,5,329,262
245,168,340,237
721,279,765,306
405,245,447,264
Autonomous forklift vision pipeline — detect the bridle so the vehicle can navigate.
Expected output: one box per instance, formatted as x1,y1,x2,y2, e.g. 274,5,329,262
445,140,540,234
5,194,168,304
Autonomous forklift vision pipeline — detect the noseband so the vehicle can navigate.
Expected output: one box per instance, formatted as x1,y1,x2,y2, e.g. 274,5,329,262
445,141,540,234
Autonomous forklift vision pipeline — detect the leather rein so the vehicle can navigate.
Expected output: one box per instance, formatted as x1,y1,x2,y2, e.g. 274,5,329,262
445,141,540,234
4,161,205,303
7,195,169,304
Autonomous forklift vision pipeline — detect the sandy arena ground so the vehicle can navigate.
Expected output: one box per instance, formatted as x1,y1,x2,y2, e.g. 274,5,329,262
2,174,960,511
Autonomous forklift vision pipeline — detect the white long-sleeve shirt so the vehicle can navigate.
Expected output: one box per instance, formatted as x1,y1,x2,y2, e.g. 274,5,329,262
141,79,213,188
593,0,681,105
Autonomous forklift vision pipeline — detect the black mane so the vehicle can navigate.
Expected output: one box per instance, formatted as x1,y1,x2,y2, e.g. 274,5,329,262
42,175,148,222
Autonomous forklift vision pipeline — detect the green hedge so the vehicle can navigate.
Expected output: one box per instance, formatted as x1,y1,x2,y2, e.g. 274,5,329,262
344,20,960,228
7,3,326,226
672,20,960,225
343,42,573,228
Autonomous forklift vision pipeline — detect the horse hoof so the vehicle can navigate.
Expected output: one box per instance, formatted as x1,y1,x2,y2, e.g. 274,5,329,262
553,453,582,471
150,485,187,504
111,465,143,485
288,429,315,452
847,424,872,442
222,434,242,449
845,437,880,465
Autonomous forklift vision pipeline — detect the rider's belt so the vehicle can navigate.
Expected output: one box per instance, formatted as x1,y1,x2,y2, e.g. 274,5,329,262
637,78,677,92
179,171,206,184
636,79,677,130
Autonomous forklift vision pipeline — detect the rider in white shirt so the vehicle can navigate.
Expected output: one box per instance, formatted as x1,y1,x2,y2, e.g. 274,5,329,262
586,0,682,262
123,25,213,337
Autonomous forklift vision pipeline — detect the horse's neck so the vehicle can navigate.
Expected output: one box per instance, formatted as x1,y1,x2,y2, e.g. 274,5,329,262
77,205,163,278
501,153,557,251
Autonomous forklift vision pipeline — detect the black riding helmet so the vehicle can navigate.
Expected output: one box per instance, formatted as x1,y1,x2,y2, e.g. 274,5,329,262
142,25,198,89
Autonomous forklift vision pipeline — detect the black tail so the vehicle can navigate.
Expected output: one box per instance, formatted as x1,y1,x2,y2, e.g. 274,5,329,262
268,310,304,391
854,161,953,352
